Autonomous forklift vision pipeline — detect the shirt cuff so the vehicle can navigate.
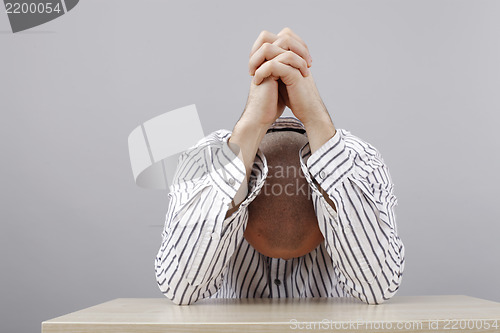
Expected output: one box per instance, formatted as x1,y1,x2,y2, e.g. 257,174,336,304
206,131,268,210
205,131,247,205
301,129,354,194
238,147,268,208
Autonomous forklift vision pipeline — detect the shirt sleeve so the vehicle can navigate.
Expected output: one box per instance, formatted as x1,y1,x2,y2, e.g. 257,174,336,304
299,128,405,305
155,129,267,305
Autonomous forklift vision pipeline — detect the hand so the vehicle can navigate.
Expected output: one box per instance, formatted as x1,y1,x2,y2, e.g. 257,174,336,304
250,28,331,127
239,28,313,129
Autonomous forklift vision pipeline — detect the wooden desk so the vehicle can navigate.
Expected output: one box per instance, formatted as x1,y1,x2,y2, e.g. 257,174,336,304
42,295,500,332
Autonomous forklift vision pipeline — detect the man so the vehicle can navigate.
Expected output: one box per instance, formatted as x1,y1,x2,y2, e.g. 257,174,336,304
155,28,405,305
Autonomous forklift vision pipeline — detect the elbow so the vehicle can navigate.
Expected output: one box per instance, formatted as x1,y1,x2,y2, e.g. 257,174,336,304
156,279,196,306
366,292,393,305
366,251,405,305
166,293,195,306
367,275,403,305
357,270,403,305
162,285,202,306
155,270,200,306
363,290,396,305
155,269,183,305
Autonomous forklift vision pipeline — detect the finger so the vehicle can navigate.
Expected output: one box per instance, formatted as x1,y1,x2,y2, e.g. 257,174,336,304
273,50,310,77
249,42,286,75
249,29,312,68
253,60,302,86
250,44,310,77
273,34,312,67
250,30,278,58
277,27,309,53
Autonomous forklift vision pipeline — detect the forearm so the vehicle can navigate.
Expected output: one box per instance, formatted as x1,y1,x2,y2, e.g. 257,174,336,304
156,232,222,305
319,183,404,304
228,118,268,182
157,130,248,304
302,109,337,210
302,109,336,154
226,117,268,217
301,129,405,304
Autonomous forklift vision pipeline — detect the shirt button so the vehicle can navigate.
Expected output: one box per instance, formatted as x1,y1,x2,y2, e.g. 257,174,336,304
344,225,352,234
319,171,326,179
228,178,235,186
274,278,281,286
211,232,220,241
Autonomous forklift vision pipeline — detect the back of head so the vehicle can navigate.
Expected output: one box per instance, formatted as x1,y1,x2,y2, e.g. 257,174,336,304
244,130,324,260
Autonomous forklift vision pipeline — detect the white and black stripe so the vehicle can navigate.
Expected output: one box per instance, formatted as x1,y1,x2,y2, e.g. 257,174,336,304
155,117,405,305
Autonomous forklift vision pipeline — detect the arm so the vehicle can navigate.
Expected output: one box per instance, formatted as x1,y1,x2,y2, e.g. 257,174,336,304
301,109,339,213
225,119,268,218
300,126,405,305
155,130,250,305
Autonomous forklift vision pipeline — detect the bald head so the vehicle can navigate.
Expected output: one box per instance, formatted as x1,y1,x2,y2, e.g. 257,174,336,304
244,130,324,260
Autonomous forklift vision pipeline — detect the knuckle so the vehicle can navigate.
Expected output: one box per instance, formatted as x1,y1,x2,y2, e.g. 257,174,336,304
267,60,278,70
259,30,271,39
262,42,273,51
278,30,291,38
274,37,288,49
283,50,295,60
281,33,292,42
281,35,292,44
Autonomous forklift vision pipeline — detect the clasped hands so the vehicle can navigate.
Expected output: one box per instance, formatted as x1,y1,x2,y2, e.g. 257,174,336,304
241,27,331,130
228,27,337,208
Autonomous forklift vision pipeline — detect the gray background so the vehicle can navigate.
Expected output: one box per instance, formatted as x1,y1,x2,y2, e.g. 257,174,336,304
1,1,499,332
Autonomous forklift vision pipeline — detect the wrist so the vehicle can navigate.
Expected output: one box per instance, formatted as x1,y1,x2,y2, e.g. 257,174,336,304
295,100,330,125
239,101,279,130
229,119,269,181
302,110,333,130
303,114,336,154
233,117,270,138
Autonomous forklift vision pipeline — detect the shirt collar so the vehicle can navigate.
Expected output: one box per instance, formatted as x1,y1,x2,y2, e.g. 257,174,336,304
266,117,306,135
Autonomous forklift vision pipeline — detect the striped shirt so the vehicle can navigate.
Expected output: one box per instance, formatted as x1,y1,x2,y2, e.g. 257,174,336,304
155,117,405,305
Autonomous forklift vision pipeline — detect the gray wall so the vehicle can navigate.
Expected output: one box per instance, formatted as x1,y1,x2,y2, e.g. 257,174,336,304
1,1,499,332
